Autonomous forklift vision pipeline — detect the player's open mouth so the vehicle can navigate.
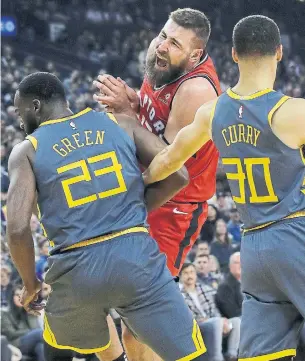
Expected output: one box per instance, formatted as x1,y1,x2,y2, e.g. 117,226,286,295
156,55,168,68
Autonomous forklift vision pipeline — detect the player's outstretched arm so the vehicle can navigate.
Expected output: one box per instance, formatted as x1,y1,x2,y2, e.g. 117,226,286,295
6,141,39,295
143,100,216,185
116,114,189,211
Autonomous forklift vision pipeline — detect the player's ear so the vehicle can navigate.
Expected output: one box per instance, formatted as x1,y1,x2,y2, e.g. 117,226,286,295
276,45,283,62
232,47,238,64
191,49,203,63
32,99,41,113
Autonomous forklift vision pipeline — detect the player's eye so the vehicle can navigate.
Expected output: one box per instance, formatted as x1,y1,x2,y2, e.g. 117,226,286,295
159,32,166,39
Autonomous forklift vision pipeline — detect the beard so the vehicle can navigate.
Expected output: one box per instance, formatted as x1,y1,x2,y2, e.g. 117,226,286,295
145,49,189,88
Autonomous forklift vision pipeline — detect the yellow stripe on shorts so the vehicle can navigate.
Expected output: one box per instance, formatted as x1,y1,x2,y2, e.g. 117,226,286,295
176,320,207,361
43,314,111,354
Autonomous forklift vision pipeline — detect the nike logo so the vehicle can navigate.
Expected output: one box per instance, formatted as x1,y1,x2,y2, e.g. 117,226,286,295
173,208,188,215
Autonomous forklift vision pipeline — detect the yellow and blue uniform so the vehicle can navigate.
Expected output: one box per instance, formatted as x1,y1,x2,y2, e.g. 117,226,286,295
211,89,305,361
28,109,206,360
27,108,147,253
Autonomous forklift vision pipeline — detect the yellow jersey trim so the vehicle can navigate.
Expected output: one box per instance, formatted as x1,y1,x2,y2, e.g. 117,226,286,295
267,95,290,126
61,226,148,252
244,210,305,233
43,315,111,354
227,88,274,100
39,108,92,127
238,348,296,361
176,320,206,361
107,112,118,124
26,135,38,150
209,99,219,141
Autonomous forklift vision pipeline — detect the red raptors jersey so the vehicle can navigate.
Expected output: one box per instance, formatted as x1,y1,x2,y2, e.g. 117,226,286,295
139,54,221,203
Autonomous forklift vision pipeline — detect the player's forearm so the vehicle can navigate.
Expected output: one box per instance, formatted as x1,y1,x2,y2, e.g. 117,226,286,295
144,168,189,211
7,225,37,289
143,146,185,185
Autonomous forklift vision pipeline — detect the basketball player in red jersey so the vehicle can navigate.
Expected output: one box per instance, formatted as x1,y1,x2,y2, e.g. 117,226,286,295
94,8,221,361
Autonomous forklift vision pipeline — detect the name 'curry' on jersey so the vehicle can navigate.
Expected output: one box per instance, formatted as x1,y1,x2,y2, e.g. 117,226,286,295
211,89,305,229
27,109,147,254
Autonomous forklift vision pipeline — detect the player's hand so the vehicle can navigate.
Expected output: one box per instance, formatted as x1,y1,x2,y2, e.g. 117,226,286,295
93,74,139,115
20,280,46,316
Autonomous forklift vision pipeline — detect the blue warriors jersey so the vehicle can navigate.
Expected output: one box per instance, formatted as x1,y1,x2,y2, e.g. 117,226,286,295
27,108,147,253
211,89,305,229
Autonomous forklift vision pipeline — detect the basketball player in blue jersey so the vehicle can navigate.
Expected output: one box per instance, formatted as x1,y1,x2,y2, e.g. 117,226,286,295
6,72,207,361
144,15,305,361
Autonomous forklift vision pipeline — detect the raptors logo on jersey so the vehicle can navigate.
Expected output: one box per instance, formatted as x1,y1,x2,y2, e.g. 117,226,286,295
139,53,222,203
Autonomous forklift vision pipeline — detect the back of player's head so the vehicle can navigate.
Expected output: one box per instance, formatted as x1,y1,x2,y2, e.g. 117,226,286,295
170,8,211,46
233,15,281,57
18,72,66,103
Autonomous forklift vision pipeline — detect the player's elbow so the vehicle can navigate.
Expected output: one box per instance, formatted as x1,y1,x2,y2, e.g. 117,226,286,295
7,220,30,245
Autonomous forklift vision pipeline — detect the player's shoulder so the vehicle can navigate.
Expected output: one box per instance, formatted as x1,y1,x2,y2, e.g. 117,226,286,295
176,76,216,99
272,96,305,124
8,139,34,172
272,96,305,148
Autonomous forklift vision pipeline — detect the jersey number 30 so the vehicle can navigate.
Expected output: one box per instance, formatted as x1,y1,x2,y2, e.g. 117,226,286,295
222,157,278,204
57,151,127,208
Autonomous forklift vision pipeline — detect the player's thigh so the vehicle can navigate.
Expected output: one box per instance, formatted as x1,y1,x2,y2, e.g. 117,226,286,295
239,221,304,360
148,202,207,276
117,280,206,361
259,218,305,317
44,250,111,352
238,292,300,360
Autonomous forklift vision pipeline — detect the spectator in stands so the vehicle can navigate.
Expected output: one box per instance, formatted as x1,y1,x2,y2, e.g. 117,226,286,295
227,209,242,249
35,238,49,281
209,255,224,286
216,252,242,319
194,254,219,289
1,286,45,361
30,214,42,246
1,265,13,310
196,240,210,257
210,219,233,272
180,263,240,361
1,335,22,361
1,167,9,206
200,204,219,243
215,192,230,222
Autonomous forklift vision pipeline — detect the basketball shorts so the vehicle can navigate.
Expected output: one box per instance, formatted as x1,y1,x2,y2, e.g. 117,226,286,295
43,230,206,361
238,216,305,360
148,201,208,276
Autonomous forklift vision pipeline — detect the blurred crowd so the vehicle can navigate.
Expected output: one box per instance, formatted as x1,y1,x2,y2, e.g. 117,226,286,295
1,0,305,360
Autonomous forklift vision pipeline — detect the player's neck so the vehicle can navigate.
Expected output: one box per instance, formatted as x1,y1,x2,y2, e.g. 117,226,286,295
234,61,276,95
40,105,73,125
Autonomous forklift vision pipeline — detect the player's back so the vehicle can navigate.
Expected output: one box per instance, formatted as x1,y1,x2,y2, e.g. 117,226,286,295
211,88,305,230
27,108,147,253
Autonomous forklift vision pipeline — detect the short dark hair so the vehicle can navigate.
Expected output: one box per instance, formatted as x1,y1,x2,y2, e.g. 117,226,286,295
180,262,196,274
18,72,66,102
233,15,281,57
170,8,211,46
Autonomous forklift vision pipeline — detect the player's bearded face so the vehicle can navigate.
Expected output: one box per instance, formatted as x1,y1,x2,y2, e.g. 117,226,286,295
145,39,189,87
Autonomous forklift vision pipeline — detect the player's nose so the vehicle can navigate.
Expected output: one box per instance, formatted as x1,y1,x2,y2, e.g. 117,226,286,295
156,39,169,54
